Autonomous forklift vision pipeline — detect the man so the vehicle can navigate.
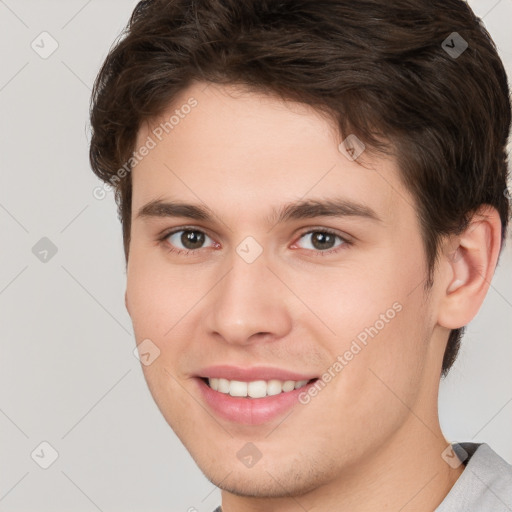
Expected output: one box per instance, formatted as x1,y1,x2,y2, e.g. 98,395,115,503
89,0,512,510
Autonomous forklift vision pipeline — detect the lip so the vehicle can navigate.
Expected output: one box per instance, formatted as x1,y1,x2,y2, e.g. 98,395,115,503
195,365,317,425
196,365,316,382
194,368,318,425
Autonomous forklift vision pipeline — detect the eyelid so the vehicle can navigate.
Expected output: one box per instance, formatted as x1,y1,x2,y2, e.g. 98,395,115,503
159,225,215,241
293,226,352,243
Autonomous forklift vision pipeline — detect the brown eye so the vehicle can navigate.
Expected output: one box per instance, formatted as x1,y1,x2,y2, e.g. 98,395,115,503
297,230,345,251
165,229,212,251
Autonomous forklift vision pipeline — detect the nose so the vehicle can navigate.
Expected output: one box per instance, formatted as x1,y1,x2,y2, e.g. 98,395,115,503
203,251,293,346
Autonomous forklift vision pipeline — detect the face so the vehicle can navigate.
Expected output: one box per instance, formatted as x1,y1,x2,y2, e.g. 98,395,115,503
126,81,442,497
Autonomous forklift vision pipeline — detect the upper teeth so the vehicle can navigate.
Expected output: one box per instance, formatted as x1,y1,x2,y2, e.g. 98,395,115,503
208,378,309,398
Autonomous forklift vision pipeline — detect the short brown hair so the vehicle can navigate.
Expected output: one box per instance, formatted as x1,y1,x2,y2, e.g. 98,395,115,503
89,0,511,376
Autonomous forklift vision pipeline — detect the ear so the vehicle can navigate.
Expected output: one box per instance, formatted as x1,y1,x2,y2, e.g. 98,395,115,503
437,205,502,329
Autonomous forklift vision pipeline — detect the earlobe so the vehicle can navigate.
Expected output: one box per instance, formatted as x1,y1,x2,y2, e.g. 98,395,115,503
438,206,502,329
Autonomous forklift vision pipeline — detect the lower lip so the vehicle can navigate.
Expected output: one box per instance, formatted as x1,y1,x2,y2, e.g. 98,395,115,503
195,378,316,425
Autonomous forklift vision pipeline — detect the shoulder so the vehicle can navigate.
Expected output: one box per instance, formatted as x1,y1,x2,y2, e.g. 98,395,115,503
436,442,512,512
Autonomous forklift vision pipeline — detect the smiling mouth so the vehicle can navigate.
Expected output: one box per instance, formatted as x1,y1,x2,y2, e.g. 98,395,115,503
201,377,318,398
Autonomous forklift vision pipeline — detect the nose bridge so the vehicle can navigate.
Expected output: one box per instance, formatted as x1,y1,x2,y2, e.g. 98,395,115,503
204,247,292,344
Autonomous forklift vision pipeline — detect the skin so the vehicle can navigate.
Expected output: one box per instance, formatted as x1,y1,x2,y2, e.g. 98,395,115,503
125,81,502,511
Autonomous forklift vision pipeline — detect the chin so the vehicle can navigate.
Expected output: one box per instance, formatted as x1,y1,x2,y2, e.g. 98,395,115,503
195,451,331,499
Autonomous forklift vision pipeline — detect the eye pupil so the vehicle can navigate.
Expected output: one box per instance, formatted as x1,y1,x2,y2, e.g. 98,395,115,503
181,230,205,249
312,232,335,250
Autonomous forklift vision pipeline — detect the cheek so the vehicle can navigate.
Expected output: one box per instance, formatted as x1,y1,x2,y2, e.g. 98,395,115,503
288,246,431,396
126,247,197,338
126,251,204,426
285,255,414,341
343,289,430,425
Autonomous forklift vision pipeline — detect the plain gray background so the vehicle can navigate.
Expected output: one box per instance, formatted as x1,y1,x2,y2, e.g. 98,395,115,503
0,1,511,511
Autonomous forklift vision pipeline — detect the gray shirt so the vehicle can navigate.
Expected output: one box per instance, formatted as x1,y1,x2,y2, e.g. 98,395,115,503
212,442,512,511
435,442,512,511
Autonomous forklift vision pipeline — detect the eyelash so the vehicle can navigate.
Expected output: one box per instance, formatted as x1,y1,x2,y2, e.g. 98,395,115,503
157,226,352,257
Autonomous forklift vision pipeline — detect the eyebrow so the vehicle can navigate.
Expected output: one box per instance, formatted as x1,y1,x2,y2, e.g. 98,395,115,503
136,197,381,225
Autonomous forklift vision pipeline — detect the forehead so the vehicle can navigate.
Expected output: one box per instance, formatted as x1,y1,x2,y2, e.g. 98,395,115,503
132,82,412,225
